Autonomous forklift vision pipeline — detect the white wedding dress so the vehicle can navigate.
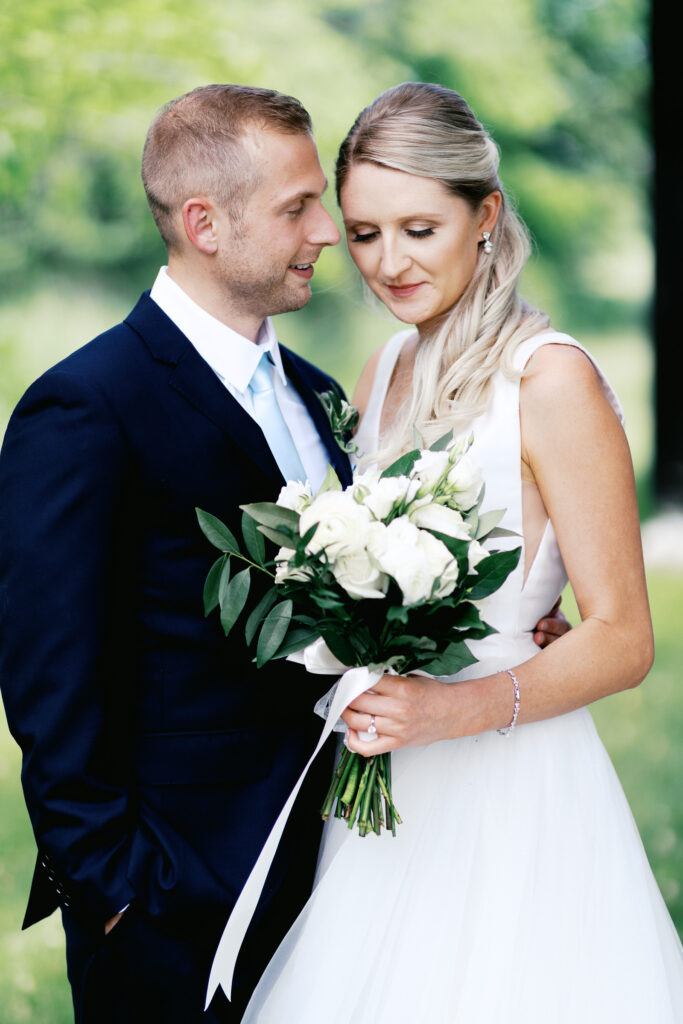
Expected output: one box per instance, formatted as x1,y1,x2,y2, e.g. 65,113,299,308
242,330,683,1022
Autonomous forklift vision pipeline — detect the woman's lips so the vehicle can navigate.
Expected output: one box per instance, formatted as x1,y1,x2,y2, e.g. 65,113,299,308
386,282,424,298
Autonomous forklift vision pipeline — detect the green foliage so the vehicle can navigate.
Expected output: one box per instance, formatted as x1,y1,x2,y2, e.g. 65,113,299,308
1,0,649,332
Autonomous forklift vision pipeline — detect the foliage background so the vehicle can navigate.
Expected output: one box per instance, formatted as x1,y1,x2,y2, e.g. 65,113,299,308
2,0,680,1020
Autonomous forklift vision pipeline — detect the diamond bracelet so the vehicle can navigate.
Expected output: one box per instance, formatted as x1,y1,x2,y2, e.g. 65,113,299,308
497,668,520,736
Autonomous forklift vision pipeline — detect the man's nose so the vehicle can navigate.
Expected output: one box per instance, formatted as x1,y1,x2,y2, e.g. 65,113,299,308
309,204,341,248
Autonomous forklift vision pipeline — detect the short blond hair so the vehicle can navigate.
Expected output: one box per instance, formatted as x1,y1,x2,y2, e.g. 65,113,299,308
142,84,312,249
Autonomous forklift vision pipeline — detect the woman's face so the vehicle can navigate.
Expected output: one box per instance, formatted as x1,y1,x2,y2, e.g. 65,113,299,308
340,162,500,335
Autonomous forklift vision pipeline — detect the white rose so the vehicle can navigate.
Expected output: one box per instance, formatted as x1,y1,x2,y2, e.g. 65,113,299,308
368,516,458,605
277,480,312,513
299,490,373,558
412,449,451,496
331,543,388,600
408,502,471,540
467,539,490,573
445,455,483,511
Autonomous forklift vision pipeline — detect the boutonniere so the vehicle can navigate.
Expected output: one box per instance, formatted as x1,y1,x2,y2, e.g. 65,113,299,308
318,388,359,455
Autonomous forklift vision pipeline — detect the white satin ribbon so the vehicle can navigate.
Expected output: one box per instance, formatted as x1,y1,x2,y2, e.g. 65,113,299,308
205,658,383,1008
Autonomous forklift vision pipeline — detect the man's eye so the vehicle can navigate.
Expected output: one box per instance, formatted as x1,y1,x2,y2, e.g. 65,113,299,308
288,206,305,217
406,228,434,238
350,231,378,243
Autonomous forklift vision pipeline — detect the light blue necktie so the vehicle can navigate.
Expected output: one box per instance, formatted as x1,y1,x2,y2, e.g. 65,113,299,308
248,352,307,483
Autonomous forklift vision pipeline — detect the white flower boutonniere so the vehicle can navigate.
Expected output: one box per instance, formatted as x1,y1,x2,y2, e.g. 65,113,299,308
318,388,359,456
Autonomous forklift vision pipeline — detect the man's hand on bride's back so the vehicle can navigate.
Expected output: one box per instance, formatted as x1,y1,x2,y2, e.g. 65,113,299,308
533,597,570,648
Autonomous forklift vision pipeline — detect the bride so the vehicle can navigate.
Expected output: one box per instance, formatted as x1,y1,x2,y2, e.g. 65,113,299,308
242,82,683,1021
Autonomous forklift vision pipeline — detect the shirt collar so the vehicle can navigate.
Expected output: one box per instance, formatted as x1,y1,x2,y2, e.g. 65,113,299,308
149,266,287,393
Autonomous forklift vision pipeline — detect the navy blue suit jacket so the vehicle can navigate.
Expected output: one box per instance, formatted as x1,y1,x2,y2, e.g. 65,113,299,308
0,293,352,947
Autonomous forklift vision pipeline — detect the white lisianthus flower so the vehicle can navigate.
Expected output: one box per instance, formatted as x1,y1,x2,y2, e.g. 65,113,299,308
361,474,420,520
274,547,312,583
446,432,473,460
277,480,312,514
467,539,490,573
299,490,374,558
445,455,483,511
368,516,458,605
409,502,471,540
412,449,451,497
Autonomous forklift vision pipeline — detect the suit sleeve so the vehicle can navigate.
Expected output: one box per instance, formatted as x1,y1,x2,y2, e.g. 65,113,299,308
0,369,136,920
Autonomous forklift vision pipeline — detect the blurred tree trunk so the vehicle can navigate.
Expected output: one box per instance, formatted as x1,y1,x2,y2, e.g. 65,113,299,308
652,0,683,505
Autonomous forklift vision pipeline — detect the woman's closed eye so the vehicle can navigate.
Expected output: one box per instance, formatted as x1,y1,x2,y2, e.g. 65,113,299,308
350,227,435,244
350,230,379,244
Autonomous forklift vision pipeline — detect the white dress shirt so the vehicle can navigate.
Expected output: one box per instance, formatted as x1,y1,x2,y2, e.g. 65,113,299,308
149,267,330,491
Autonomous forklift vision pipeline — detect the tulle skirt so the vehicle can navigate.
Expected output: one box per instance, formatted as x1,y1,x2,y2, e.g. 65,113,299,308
243,705,683,1023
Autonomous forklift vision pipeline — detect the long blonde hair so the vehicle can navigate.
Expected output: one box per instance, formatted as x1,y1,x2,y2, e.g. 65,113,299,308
336,83,549,462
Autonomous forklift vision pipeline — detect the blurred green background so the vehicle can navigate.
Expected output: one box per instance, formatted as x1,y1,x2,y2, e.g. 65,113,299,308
2,0,680,1019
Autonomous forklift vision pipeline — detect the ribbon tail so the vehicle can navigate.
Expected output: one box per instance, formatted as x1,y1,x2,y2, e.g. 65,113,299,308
205,665,382,1008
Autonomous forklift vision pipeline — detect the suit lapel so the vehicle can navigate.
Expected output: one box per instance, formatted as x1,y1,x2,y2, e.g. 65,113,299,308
126,294,282,484
125,293,353,489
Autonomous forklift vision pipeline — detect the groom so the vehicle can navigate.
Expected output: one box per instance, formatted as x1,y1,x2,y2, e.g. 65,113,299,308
0,84,567,1022
0,84,349,1022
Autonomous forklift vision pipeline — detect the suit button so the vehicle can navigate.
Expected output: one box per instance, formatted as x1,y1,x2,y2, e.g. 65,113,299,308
63,899,71,908
47,871,56,882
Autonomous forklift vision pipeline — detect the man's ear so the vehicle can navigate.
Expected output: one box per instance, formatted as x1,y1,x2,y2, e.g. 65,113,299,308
181,197,219,255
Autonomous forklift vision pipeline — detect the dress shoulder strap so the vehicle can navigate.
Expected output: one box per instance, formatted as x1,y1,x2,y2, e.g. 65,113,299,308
512,330,624,425
355,329,415,459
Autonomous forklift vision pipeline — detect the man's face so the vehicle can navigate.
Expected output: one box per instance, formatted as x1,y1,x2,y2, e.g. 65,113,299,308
215,129,341,321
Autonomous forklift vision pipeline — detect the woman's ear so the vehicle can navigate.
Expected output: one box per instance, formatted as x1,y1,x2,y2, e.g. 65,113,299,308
479,190,503,236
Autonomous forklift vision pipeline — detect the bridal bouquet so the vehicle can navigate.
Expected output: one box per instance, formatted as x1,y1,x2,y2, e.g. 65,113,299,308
196,432,520,837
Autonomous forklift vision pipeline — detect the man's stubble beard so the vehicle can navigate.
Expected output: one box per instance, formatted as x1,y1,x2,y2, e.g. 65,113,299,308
217,247,312,322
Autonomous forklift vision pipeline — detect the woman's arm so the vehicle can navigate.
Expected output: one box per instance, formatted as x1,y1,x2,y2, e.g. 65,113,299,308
344,344,653,751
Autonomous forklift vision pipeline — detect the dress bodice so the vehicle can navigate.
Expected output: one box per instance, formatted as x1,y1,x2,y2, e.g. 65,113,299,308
356,329,624,669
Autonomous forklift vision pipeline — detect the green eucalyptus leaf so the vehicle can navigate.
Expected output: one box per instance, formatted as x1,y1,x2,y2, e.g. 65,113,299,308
467,546,522,600
219,567,251,637
240,502,300,532
196,508,240,553
245,589,278,645
271,627,321,659
321,629,356,667
242,511,266,564
256,600,293,667
386,605,409,624
203,554,227,616
466,509,479,537
485,526,520,539
475,508,505,539
380,448,421,479
257,524,298,548
429,429,454,451
420,641,478,676
452,601,484,629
